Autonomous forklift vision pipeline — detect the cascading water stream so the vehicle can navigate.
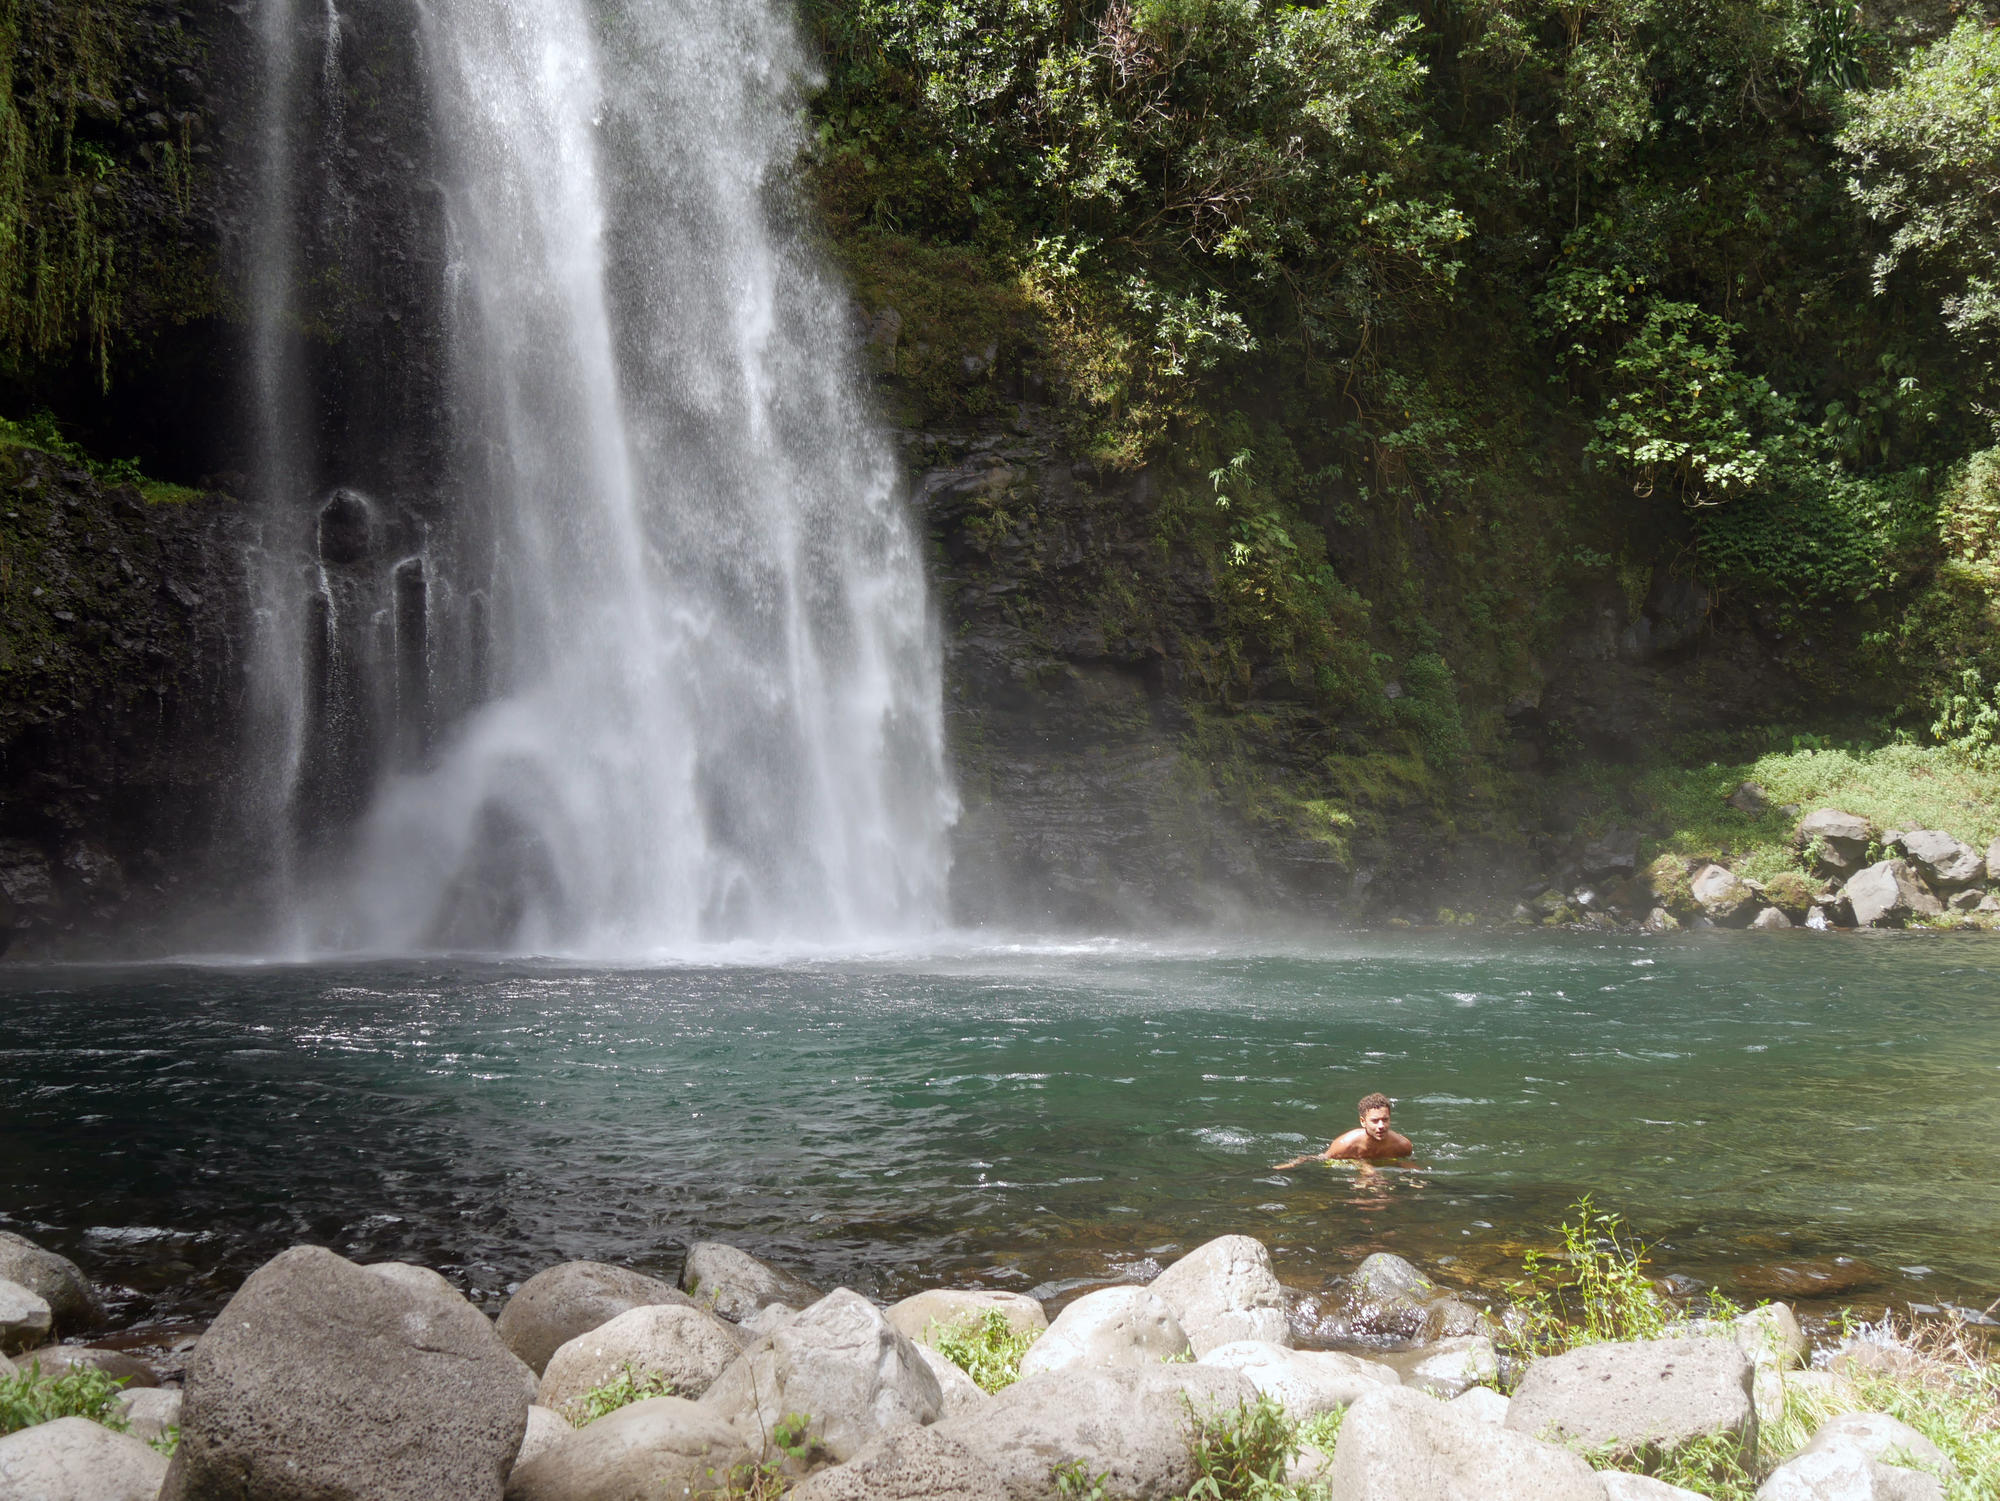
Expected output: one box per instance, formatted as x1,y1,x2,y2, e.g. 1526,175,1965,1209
243,0,954,954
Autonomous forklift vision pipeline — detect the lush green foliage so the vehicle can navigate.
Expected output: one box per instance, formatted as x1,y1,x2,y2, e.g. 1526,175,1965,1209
559,1362,676,1426
930,1308,1042,1393
1183,1393,1305,1500
0,1363,129,1436
1509,1194,1678,1355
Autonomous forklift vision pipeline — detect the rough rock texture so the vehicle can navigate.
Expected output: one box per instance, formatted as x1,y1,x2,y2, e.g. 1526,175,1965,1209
15,1344,158,1387
1755,1445,1944,1501
1751,905,1794,929
1017,1285,1191,1377
918,1343,992,1417
162,1246,534,1501
1448,1387,1510,1426
113,1385,183,1443
1506,1336,1755,1465
1796,811,1875,874
504,1395,755,1501
0,1277,52,1355
537,1303,741,1413
697,1288,942,1465
0,1233,99,1335
789,1426,1012,1501
1733,1302,1806,1425
934,1363,1258,1501
1842,861,1943,928
1198,1339,1398,1417
0,1415,169,1501
885,1289,1048,1346
1326,1385,1610,1501
1897,830,1984,889
1400,1336,1499,1398
1147,1235,1290,1355
1802,1415,1955,1481
1690,864,1759,925
498,1261,694,1375
1338,1253,1485,1342
679,1242,824,1323
515,1406,574,1474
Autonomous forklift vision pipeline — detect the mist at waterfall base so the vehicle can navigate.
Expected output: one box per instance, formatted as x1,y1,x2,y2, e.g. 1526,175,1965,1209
3,934,1996,1333
241,0,951,959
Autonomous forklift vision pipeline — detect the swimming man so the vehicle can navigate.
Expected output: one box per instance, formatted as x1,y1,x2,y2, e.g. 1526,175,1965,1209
1271,1091,1413,1168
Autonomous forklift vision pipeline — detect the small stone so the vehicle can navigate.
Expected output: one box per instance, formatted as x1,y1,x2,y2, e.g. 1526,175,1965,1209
513,1405,572,1473
1897,830,1984,889
1197,1339,1398,1417
1795,810,1875,875
0,1232,99,1335
1728,782,1768,814
916,1343,989,1417
504,1395,754,1501
1751,905,1795,929
1642,907,1681,933
112,1386,182,1443
788,1426,1009,1501
1756,1444,1944,1501
1448,1386,1510,1425
1947,887,1983,912
1841,861,1943,928
1401,1335,1499,1398
1603,1476,1711,1501
13,1344,157,1387
1690,864,1759,925
1331,1384,1608,1501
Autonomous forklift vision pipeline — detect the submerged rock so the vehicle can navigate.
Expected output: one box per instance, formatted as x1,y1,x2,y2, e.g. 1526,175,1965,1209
1339,1253,1487,1343
1147,1234,1289,1355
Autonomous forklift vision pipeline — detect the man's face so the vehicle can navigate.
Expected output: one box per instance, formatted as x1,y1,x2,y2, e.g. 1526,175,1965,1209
1360,1106,1392,1140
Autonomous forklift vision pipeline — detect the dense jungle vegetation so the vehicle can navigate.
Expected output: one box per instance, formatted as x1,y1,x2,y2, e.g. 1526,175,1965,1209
797,0,2000,770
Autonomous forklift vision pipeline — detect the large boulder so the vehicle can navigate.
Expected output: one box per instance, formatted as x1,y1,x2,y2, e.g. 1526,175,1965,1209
0,1276,52,1354
1197,1339,1398,1418
0,1415,168,1501
917,1343,992,1416
504,1395,755,1501
789,1426,1012,1501
885,1289,1048,1346
1339,1254,1486,1343
1796,811,1875,875
538,1303,742,1415
514,1405,573,1473
1147,1235,1290,1355
1016,1286,1190,1377
678,1242,823,1323
1506,1335,1754,1466
933,1363,1258,1501
1897,830,1984,890
1690,864,1760,925
1842,861,1943,928
0,1232,99,1334
1326,1385,1610,1501
498,1262,694,1376
697,1288,941,1466
1755,1445,1944,1501
1802,1414,1955,1481
162,1249,534,1501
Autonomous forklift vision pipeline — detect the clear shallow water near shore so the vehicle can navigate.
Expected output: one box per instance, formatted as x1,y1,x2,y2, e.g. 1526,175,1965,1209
0,932,1995,1335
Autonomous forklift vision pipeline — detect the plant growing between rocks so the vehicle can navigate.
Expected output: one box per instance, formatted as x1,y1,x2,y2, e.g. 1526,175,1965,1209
930,1306,1040,1393
560,1361,675,1426
0,1362,128,1436
1509,1194,1678,1355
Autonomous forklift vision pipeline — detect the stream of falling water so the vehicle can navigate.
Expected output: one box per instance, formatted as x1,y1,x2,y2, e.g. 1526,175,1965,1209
245,0,954,955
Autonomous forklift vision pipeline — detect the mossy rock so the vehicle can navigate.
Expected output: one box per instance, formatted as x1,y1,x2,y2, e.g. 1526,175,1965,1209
1640,854,1697,918
1760,869,1816,918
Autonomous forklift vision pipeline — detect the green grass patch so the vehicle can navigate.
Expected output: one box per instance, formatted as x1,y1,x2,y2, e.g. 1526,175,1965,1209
929,1308,1040,1394
559,1363,675,1426
0,1363,130,1436
1838,1323,2000,1501
0,410,207,503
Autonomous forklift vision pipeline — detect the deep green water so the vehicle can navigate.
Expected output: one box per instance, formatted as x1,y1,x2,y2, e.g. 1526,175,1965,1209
0,931,1995,1335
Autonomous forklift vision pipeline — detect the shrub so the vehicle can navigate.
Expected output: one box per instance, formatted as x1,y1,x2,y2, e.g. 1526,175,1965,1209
930,1308,1040,1394
0,1363,130,1436
560,1363,675,1427
1183,1393,1301,1501
1509,1195,1676,1357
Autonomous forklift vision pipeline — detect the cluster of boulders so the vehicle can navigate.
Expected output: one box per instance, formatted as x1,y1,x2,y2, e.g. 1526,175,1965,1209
0,1229,1963,1500
1520,801,1999,933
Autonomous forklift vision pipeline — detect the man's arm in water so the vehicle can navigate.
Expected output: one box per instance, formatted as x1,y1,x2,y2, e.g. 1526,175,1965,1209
1271,1127,1366,1168
1271,1126,1415,1168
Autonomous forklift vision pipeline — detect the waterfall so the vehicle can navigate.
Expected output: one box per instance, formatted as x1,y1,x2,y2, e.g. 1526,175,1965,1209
242,0,954,954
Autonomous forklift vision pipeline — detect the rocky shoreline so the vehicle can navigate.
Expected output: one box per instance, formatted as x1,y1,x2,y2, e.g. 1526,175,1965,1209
0,1225,1976,1500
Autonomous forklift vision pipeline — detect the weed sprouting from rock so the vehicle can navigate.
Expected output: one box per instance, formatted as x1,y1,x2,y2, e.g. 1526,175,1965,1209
0,1363,129,1435
931,1307,1040,1393
559,1362,675,1426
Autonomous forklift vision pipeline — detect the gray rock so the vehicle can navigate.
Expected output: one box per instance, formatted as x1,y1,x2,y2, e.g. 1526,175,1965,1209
1797,811,1875,874
1326,1384,1609,1501
504,1395,755,1501
1448,1386,1510,1425
1897,830,1984,889
1734,1303,1807,1424
679,1242,823,1324
1728,782,1769,814
1147,1235,1290,1355
1641,907,1681,933
1400,1335,1499,1398
538,1303,742,1415
162,1245,533,1501
1751,905,1794,929
1340,1253,1486,1342
1691,864,1759,925
1842,861,1944,928
1755,1444,1944,1501
697,1288,941,1466
1017,1285,1190,1377
1947,887,1984,912
12,1344,156,1387
740,1301,797,1340
0,1232,99,1335
1506,1336,1754,1466
0,1277,52,1355
934,1363,1258,1501
0,1415,168,1501
113,1384,183,1442
790,1426,1011,1501
515,1405,573,1473
1802,1414,1955,1481
1197,1339,1398,1418
498,1262,694,1376
917,1343,991,1417
1602,1476,1709,1501
885,1289,1048,1347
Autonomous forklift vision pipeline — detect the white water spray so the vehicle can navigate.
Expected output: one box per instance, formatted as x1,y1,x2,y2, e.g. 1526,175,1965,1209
247,0,954,953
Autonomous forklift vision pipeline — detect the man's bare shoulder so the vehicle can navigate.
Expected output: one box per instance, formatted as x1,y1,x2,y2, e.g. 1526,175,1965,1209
1322,1127,1369,1157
